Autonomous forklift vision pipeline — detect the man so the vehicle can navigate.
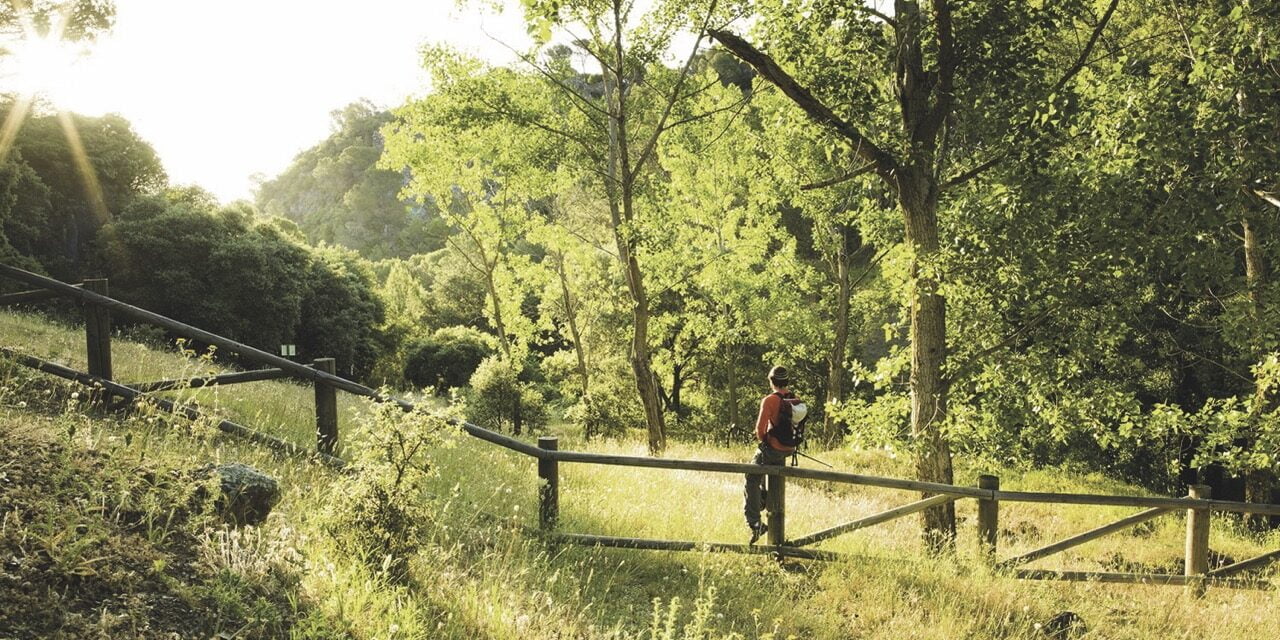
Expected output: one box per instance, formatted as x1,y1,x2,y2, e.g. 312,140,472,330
744,365,804,544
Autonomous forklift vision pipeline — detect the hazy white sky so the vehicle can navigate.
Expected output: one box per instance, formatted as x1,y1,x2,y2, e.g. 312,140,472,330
13,0,533,202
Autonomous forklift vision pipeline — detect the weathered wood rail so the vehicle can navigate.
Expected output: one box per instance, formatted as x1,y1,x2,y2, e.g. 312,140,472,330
2,263,1278,592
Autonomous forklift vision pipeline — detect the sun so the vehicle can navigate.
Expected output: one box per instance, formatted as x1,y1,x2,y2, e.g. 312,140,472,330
0,31,87,107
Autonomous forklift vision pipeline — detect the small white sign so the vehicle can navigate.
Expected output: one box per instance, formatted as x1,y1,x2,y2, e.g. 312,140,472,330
280,344,297,357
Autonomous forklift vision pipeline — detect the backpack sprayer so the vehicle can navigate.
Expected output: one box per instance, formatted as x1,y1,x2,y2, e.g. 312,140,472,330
786,400,833,468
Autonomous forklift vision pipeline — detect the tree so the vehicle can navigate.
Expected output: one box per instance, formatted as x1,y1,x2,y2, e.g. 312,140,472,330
94,189,385,378
0,1,114,42
403,326,496,393
711,0,1121,549
0,107,164,278
382,59,546,362
490,0,747,454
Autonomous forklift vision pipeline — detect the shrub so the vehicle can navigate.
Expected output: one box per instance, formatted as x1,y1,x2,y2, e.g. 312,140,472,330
466,357,547,435
565,391,635,440
325,401,456,581
403,326,496,394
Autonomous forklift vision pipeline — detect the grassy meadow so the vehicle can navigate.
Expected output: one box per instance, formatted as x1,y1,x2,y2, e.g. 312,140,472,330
1,307,1278,639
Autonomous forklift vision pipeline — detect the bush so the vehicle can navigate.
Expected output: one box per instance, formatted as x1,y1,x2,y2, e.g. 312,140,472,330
93,192,386,379
403,326,496,394
466,357,547,435
326,402,455,581
565,392,635,440
560,363,644,440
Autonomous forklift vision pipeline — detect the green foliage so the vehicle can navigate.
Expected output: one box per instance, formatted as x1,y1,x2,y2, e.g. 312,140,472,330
327,401,457,581
297,244,387,379
465,356,547,435
93,189,385,377
403,325,496,394
566,388,640,440
256,101,447,260
0,105,165,278
0,1,115,43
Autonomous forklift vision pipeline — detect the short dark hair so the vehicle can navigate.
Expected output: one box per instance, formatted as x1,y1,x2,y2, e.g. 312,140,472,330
768,365,789,387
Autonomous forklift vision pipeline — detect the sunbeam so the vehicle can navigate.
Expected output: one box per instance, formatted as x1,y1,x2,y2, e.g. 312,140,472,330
56,109,110,223
0,93,32,163
1,2,109,218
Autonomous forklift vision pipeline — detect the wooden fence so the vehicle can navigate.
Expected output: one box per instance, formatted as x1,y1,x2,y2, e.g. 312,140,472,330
2,263,1279,593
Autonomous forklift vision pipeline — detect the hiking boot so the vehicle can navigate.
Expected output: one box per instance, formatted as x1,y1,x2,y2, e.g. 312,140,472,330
748,522,768,545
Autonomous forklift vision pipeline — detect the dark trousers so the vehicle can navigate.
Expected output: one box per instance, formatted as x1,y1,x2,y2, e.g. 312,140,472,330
744,444,789,527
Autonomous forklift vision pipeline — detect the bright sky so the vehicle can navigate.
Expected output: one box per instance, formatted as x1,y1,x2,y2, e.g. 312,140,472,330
4,0,533,203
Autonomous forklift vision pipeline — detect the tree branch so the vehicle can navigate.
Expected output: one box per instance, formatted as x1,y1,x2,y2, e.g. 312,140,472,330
645,248,735,306
800,162,877,191
1049,0,1121,98
921,0,956,144
631,0,719,176
941,152,1005,190
861,5,897,29
474,95,606,167
690,84,758,154
481,25,612,123
660,91,752,132
945,304,1059,384
849,246,892,290
939,0,1120,190
1251,187,1280,210
709,28,899,180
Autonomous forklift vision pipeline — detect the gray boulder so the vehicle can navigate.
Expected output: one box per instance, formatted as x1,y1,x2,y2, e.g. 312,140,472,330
1040,611,1086,639
195,463,281,525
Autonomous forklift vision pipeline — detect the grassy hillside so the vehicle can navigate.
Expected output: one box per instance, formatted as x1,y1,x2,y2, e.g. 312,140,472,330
1,307,1278,639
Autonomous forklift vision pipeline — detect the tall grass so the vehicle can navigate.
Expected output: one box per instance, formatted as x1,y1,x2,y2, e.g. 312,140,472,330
2,307,1278,639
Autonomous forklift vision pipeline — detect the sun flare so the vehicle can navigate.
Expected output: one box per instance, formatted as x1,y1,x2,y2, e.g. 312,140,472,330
0,8,105,216
0,32,87,106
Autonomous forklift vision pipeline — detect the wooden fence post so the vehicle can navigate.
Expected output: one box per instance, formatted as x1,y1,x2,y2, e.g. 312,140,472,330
82,279,112,388
1185,484,1211,597
766,472,786,547
978,474,1000,562
313,358,338,454
539,437,559,530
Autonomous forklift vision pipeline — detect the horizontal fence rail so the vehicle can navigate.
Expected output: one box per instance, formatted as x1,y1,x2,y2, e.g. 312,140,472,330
549,533,843,561
992,489,1280,517
2,263,1278,592
0,284,80,305
0,264,411,409
128,367,295,392
1014,569,1265,590
544,449,991,497
0,347,346,470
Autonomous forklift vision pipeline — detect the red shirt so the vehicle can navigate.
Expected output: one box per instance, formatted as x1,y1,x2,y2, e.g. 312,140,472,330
755,390,796,452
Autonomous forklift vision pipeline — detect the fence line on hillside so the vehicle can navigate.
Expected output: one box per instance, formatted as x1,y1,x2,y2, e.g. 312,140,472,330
1,263,1278,593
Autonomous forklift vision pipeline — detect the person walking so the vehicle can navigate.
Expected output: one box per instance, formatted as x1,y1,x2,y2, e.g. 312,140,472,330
744,365,805,544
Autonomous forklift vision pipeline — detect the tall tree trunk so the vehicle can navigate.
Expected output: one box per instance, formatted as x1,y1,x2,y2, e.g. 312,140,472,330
625,249,667,454
899,167,956,552
483,267,513,360
670,361,684,417
824,224,852,441
1243,215,1275,528
554,250,590,398
602,26,666,454
726,340,740,436
1240,80,1274,527
711,0,1116,552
